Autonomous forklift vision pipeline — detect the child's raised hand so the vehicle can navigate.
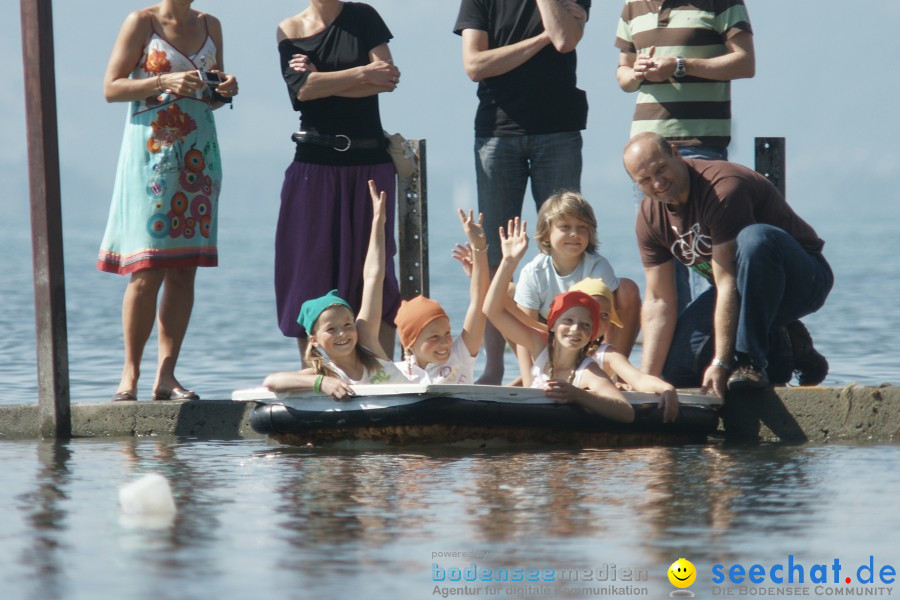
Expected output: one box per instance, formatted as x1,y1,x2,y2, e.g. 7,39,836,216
451,243,474,278
457,209,487,252
368,179,386,226
499,217,528,262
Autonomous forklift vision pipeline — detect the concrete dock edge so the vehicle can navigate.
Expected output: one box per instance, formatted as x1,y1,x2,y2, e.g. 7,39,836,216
0,385,897,443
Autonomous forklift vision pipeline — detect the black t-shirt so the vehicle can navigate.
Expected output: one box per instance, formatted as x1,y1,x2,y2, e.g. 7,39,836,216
453,0,590,137
279,2,392,165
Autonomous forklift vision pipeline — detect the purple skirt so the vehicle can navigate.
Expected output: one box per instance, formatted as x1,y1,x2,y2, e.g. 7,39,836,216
275,160,401,338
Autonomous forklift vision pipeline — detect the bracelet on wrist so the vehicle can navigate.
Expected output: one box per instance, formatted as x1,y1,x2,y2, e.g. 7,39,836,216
313,374,324,393
471,245,488,253
156,74,163,93
711,358,733,371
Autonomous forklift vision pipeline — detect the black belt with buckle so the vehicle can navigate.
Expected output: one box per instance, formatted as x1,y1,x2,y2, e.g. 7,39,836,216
291,130,385,152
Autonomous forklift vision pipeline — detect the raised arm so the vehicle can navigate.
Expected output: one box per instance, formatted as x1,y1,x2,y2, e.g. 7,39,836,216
458,210,490,357
535,0,587,53
514,304,543,387
640,260,678,377
483,219,547,357
461,28,550,82
701,240,739,398
356,180,389,358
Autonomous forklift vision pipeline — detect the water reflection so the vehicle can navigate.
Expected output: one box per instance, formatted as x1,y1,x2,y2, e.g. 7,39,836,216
3,439,899,600
115,438,226,579
16,441,71,600
636,445,819,565
274,453,430,547
469,451,609,543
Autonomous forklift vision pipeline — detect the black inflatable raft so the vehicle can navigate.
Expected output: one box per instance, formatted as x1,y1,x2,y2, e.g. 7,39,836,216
233,384,722,448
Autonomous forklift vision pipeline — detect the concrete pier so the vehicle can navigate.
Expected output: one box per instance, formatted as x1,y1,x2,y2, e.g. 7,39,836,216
0,385,897,443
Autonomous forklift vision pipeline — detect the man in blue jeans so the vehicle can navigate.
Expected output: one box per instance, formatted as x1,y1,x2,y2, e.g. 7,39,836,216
454,0,591,383
623,132,832,396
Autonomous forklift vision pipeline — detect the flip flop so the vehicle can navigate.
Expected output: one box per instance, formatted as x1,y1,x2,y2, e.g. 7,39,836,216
112,391,137,402
152,387,199,401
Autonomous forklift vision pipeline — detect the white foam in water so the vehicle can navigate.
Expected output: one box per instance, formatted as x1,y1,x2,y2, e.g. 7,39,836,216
118,473,177,529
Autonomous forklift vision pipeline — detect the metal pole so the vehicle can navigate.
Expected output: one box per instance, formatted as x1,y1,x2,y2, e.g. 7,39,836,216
755,137,786,197
397,139,429,299
20,0,71,438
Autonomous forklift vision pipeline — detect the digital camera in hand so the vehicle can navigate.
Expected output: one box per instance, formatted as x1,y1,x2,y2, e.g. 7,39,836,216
198,70,223,87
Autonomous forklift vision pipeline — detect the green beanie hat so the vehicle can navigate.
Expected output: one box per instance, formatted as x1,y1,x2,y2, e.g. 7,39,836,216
297,290,352,334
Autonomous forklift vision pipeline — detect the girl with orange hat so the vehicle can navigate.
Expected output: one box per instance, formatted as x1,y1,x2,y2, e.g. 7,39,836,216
394,210,490,384
569,277,679,422
263,181,406,400
483,218,634,423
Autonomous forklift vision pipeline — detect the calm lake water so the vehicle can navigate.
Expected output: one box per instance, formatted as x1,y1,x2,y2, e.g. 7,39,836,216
1,438,898,599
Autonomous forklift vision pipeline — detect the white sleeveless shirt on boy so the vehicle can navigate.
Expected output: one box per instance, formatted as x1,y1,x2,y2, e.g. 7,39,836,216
529,347,596,389
514,253,620,318
395,335,476,384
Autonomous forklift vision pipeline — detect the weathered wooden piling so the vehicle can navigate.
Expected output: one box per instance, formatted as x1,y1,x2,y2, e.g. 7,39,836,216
755,137,786,196
397,139,429,299
20,0,71,438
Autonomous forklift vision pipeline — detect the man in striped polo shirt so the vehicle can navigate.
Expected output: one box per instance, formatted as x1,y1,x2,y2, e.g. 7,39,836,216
615,0,755,161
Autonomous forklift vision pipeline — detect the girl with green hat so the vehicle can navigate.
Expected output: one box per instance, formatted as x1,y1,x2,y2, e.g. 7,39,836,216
264,181,406,399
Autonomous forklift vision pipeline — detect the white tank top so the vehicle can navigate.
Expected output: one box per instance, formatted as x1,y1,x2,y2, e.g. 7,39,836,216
529,347,596,389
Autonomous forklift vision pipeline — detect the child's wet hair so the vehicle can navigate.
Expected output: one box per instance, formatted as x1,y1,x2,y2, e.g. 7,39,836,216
534,190,599,255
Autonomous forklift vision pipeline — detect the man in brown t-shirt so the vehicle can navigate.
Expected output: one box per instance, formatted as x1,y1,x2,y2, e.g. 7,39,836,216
623,132,833,396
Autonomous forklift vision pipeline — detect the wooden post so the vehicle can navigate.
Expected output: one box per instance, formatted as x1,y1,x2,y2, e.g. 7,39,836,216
755,137,786,197
20,0,71,438
397,139,428,299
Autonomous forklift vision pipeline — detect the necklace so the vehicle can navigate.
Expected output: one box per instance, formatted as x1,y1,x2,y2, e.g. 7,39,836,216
551,364,576,384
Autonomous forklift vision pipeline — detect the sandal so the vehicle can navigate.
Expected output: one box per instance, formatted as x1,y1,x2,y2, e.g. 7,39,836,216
152,387,199,401
112,391,137,402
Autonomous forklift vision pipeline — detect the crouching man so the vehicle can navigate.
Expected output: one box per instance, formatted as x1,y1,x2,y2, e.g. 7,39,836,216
623,132,832,395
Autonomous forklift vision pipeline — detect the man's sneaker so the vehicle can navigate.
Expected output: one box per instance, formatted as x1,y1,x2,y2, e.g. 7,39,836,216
786,320,829,386
727,363,770,392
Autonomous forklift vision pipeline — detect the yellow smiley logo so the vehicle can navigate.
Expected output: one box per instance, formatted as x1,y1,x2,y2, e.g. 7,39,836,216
668,558,697,588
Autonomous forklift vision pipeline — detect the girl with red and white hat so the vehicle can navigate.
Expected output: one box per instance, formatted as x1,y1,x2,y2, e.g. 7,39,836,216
483,218,634,423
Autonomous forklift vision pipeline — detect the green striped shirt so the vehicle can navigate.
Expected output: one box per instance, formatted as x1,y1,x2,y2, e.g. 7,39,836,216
615,0,752,148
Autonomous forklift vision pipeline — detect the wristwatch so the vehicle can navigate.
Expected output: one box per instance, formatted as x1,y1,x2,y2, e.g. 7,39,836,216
711,358,733,371
673,56,686,78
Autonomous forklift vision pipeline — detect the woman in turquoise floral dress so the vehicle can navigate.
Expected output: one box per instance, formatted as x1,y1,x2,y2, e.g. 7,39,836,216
99,0,238,402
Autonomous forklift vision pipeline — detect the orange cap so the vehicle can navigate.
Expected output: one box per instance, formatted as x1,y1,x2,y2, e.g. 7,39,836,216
394,295,449,348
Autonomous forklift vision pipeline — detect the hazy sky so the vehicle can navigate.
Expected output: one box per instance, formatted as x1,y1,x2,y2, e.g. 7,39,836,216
4,1,899,280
